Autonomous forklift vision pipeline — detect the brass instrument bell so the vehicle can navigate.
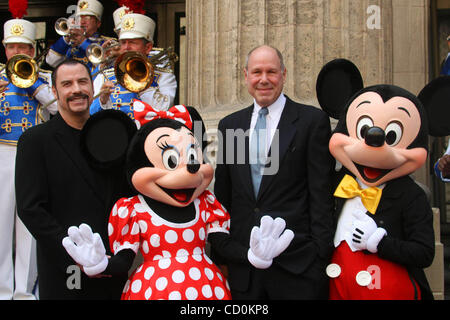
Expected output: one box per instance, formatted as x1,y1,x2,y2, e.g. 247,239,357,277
114,51,154,93
5,54,39,88
54,17,69,36
86,40,120,65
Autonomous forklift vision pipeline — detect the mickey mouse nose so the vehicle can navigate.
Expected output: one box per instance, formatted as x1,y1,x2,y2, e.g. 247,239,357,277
365,126,386,147
187,161,200,174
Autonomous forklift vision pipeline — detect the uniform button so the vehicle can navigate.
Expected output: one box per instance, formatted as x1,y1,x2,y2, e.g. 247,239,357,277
356,270,372,287
254,208,260,213
326,263,341,278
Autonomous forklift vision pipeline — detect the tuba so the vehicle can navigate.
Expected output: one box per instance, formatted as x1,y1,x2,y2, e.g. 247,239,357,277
4,54,39,88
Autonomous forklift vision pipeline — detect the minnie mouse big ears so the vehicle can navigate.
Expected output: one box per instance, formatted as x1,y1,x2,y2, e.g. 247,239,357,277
80,110,137,170
316,59,364,119
418,75,450,137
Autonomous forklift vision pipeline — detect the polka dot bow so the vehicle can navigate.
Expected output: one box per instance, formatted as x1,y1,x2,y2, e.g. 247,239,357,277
133,99,193,130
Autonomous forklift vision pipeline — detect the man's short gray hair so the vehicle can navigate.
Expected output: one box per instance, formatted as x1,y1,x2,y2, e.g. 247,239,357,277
244,45,285,71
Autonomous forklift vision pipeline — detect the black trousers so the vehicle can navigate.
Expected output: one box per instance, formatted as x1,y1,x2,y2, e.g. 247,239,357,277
230,259,329,300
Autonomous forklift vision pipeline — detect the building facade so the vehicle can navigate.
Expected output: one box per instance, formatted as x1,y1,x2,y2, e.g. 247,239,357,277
1,0,448,299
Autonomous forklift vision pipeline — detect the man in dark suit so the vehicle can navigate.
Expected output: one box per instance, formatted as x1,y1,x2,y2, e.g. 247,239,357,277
15,59,130,299
214,45,335,299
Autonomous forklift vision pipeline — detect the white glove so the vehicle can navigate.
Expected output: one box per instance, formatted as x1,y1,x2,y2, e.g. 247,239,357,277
62,223,108,277
247,216,295,269
351,211,386,253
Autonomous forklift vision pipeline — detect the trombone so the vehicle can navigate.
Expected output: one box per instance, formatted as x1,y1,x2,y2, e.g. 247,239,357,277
0,54,47,122
0,54,39,88
41,47,178,109
114,47,178,93
114,51,154,93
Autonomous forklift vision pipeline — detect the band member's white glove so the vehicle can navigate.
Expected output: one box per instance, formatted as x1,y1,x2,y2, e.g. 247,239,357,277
247,216,294,269
351,211,387,253
62,223,108,276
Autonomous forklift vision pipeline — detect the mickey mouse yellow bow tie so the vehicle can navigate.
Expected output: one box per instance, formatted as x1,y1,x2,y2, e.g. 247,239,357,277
334,174,382,214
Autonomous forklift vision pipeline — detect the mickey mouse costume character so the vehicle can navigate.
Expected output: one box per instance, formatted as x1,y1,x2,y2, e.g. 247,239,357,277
316,59,450,300
61,102,294,300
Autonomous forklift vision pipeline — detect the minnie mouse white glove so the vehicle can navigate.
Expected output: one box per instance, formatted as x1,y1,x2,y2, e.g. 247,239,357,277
62,223,108,276
351,211,387,253
248,216,295,269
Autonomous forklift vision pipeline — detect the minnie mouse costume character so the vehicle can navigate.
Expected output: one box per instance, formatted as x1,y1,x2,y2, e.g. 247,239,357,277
61,102,294,300
316,59,450,300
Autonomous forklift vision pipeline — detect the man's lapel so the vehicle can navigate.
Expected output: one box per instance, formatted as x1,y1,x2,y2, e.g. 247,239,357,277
236,105,257,201
257,97,298,201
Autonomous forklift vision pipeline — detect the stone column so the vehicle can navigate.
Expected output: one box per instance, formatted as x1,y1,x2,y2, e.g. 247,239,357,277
185,0,396,120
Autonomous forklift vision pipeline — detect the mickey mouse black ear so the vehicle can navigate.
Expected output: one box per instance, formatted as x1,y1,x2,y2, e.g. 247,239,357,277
80,110,137,170
418,75,450,137
316,59,364,119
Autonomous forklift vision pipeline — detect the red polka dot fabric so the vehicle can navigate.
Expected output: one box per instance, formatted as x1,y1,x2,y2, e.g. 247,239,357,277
108,191,232,300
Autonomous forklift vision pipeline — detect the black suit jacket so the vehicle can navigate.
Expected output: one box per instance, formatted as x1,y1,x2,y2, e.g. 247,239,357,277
15,113,130,299
214,96,335,293
333,170,435,300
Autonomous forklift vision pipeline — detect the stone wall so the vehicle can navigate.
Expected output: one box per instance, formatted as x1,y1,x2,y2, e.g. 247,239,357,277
185,0,430,182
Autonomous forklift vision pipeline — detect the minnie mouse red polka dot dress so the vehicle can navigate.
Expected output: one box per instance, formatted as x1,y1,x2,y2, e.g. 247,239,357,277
108,190,232,300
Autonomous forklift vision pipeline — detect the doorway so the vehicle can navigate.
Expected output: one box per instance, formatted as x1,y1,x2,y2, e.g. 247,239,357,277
147,1,186,105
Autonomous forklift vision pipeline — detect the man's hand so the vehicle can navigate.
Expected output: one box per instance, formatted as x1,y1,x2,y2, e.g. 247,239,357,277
99,80,115,105
438,154,450,178
0,79,9,94
67,27,86,47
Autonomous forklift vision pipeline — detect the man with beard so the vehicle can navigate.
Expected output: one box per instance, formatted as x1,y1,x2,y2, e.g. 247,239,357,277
15,59,131,299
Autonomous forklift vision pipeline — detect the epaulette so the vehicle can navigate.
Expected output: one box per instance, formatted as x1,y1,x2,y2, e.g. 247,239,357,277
38,68,52,83
38,67,52,74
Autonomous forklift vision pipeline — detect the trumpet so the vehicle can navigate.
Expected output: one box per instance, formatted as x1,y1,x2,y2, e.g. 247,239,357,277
86,40,120,65
54,15,85,46
0,54,39,88
54,17,70,36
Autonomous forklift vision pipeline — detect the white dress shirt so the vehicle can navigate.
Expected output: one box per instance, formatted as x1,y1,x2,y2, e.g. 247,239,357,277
249,93,286,158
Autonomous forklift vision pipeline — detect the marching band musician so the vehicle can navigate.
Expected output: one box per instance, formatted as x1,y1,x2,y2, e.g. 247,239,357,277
112,5,132,36
90,12,177,115
45,0,111,72
0,18,57,300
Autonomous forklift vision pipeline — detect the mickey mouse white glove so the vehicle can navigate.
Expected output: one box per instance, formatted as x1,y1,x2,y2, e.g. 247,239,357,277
351,211,387,253
248,216,295,269
62,223,108,277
